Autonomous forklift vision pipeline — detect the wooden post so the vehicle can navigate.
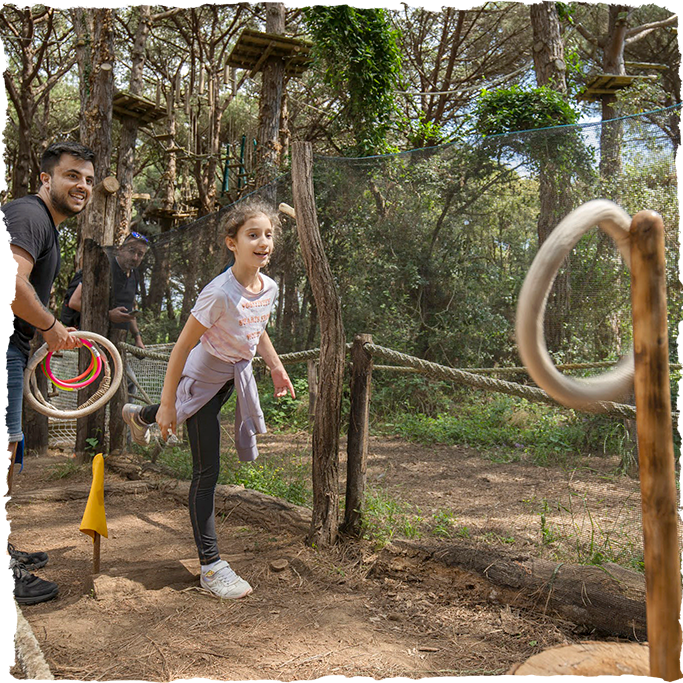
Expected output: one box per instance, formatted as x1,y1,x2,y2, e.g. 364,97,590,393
629,210,682,681
93,532,101,574
307,359,318,425
342,334,373,536
75,176,119,462
291,141,346,549
108,329,128,453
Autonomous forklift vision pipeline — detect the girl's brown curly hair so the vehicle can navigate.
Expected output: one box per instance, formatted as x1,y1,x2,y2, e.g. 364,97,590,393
221,198,281,240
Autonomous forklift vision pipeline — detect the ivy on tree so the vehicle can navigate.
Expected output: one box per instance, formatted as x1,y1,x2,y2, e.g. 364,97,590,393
305,6,402,156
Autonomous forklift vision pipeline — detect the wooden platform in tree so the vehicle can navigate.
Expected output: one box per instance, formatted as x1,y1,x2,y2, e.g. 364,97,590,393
113,92,168,124
145,206,196,221
510,642,650,676
227,28,312,77
577,73,657,102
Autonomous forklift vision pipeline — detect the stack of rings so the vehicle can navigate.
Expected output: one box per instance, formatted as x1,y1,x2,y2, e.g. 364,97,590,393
40,338,103,391
24,331,123,419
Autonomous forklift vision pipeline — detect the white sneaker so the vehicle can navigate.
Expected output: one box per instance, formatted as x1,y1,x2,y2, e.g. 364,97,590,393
122,403,151,446
200,560,252,599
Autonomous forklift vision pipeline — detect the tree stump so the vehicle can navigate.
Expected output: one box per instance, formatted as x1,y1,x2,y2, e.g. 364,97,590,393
510,642,649,676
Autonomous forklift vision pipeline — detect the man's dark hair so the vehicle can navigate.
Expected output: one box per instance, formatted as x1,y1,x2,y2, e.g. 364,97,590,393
41,142,95,175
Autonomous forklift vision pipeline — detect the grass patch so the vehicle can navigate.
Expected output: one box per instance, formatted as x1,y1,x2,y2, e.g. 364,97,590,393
361,487,423,546
525,492,644,571
153,442,312,508
382,393,631,466
47,460,85,480
220,457,311,507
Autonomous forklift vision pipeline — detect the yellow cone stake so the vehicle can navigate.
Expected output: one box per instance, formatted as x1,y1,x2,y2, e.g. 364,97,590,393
79,453,108,574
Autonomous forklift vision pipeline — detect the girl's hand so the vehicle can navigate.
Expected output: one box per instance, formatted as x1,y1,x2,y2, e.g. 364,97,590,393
271,365,295,399
156,402,177,442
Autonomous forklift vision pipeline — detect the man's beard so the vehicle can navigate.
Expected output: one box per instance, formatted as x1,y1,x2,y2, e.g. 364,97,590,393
50,188,85,218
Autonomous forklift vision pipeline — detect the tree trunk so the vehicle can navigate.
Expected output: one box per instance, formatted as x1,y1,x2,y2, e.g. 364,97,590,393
417,542,647,639
76,8,115,183
530,2,572,350
292,141,345,549
107,328,128,453
630,210,682,681
599,5,629,179
255,3,286,199
75,238,113,461
22,335,49,455
74,177,119,462
146,100,177,313
530,2,567,92
115,5,152,241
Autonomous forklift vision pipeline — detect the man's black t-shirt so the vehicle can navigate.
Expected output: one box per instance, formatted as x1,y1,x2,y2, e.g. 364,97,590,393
3,195,60,357
109,255,139,331
60,269,83,328
60,255,139,332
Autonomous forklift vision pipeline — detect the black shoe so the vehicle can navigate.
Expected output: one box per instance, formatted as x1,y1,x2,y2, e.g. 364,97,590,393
12,563,58,605
8,543,48,570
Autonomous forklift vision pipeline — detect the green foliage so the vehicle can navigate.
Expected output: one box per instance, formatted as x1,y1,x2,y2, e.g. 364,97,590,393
383,393,632,466
222,461,311,507
361,487,423,546
154,442,311,507
48,460,83,480
474,85,579,136
256,377,310,431
304,6,402,155
555,2,575,24
430,509,457,538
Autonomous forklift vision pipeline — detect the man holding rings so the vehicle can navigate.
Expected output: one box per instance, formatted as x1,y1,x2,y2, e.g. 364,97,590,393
4,140,95,604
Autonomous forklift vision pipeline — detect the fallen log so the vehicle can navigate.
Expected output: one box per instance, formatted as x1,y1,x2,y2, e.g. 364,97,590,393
160,480,312,534
430,543,646,639
9,480,153,504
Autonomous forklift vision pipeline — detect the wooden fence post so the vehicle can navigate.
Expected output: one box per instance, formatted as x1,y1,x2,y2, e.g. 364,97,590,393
291,141,346,549
630,210,682,681
342,334,373,537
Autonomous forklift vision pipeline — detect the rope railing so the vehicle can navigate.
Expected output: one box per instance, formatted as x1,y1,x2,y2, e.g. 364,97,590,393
363,343,640,420
119,339,680,420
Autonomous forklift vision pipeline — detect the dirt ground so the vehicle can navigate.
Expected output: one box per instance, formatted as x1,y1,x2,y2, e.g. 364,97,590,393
7,432,644,681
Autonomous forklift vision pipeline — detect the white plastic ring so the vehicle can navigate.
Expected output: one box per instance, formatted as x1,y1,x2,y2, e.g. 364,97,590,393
23,330,124,419
516,199,634,411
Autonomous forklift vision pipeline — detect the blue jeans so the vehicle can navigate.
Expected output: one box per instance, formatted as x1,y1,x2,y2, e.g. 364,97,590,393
6,341,27,443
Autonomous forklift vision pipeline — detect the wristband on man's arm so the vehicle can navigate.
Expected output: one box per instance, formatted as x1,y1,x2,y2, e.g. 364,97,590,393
38,316,57,332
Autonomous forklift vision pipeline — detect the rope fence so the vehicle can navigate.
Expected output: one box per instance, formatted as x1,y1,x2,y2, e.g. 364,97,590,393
112,338,683,422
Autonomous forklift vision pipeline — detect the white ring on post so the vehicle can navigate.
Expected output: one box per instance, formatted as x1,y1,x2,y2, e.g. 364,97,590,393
516,199,634,411
23,330,124,419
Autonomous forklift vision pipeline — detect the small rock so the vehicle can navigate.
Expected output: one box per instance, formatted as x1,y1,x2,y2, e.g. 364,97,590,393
270,559,289,572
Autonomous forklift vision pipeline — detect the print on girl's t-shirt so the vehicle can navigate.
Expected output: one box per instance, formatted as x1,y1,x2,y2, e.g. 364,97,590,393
191,268,278,363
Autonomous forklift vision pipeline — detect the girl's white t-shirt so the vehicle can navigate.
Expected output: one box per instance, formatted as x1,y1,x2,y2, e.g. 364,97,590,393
191,268,278,363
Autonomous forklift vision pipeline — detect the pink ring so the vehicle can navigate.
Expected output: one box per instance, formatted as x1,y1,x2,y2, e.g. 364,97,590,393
42,338,103,391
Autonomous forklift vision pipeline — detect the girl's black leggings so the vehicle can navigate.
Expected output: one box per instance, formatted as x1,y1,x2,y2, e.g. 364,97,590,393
140,379,235,565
